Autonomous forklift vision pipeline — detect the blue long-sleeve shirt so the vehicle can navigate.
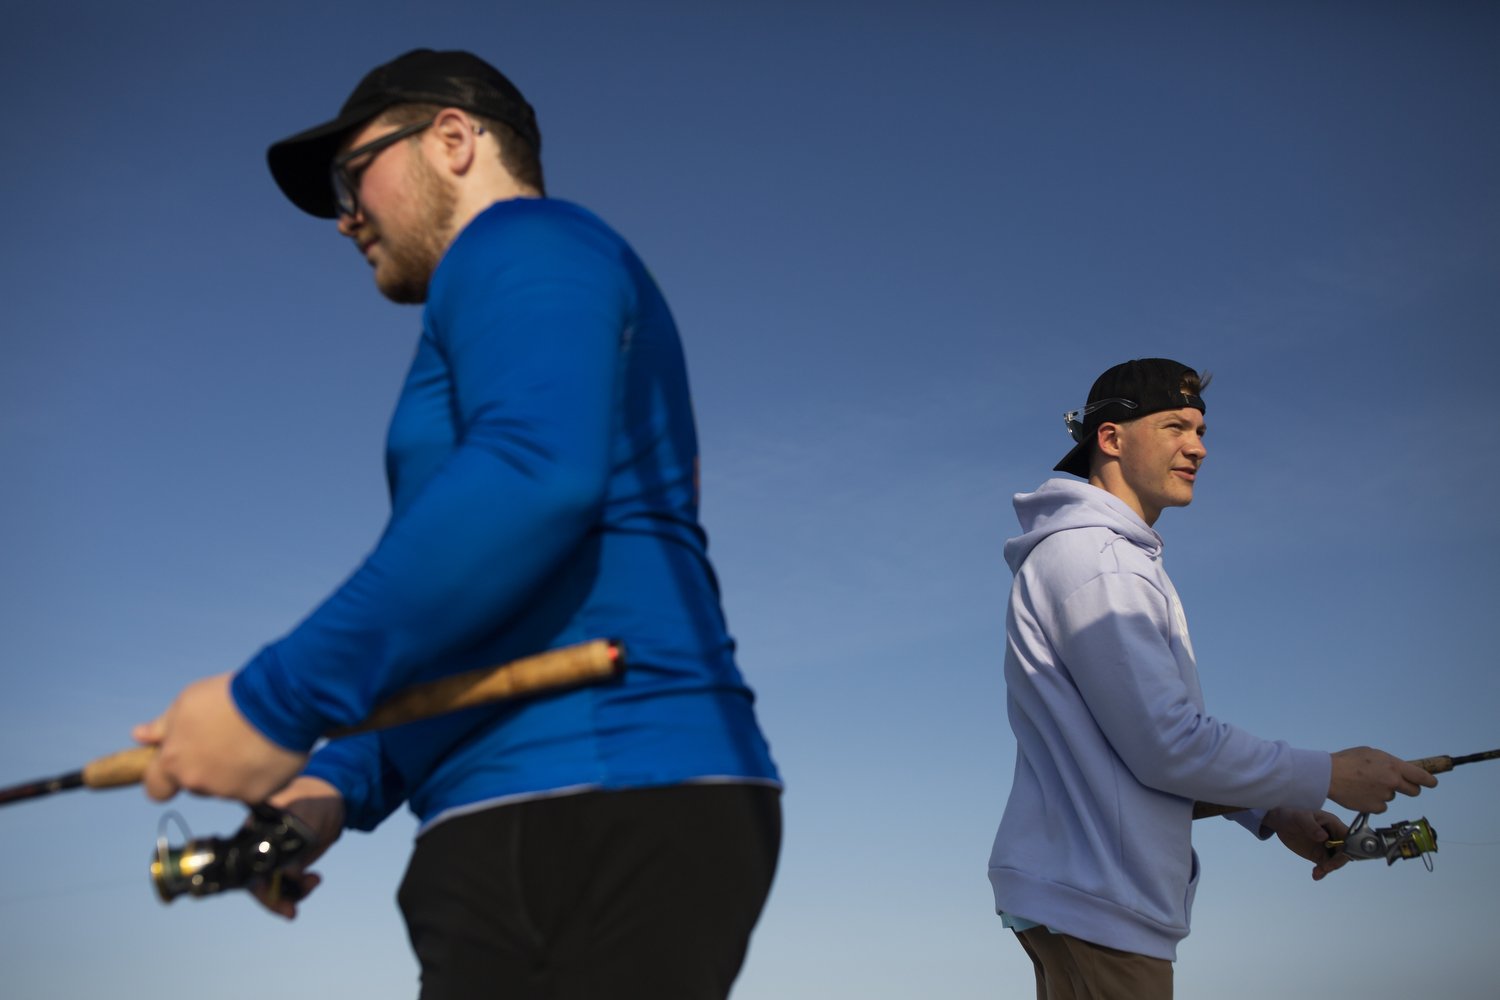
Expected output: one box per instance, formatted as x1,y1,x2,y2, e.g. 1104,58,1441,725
231,198,779,831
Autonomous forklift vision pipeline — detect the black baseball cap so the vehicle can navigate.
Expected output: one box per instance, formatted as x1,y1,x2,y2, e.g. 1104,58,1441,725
267,49,541,218
1054,358,1206,478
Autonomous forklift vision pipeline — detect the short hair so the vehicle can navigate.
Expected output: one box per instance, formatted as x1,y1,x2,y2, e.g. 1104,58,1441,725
376,102,546,195
1181,369,1212,396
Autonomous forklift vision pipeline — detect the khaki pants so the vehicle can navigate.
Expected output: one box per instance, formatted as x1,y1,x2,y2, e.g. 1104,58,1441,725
1015,928,1173,1000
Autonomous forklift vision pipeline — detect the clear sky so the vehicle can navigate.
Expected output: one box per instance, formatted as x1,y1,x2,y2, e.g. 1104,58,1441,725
2,3,1497,997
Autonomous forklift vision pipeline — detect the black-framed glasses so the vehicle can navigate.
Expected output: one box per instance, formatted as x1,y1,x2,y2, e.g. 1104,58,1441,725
330,119,436,218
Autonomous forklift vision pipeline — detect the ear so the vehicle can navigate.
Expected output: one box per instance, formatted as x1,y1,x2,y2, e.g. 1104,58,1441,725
429,107,479,176
1095,422,1126,459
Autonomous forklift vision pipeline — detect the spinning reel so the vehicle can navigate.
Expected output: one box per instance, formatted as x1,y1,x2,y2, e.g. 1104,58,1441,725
1328,813,1439,870
150,803,317,902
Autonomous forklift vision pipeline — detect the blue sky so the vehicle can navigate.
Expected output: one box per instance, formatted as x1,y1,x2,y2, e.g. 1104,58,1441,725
2,3,1497,997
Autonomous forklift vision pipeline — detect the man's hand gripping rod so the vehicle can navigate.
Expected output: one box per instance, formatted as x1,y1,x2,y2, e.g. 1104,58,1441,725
0,640,622,901
1193,748,1499,868
0,639,623,806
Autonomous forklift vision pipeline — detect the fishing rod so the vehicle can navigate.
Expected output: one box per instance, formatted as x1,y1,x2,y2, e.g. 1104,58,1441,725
0,640,621,807
0,640,624,901
1193,748,1499,869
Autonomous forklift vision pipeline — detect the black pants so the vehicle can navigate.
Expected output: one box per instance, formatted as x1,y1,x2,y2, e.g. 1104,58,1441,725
397,783,782,1000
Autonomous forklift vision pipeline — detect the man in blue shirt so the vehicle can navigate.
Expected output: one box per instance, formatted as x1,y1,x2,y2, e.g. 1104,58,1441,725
134,49,780,999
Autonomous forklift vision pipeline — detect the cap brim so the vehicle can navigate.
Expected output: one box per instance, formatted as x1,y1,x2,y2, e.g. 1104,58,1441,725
267,103,386,219
1054,439,1091,478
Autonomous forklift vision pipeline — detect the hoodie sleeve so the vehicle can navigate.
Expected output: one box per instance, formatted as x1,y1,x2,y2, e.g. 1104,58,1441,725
1054,571,1329,810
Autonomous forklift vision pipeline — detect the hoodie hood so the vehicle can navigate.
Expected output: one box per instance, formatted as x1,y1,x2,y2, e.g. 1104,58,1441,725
1004,478,1162,573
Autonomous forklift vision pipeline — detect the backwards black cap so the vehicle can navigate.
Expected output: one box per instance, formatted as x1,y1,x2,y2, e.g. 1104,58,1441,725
1054,358,1206,478
267,49,541,219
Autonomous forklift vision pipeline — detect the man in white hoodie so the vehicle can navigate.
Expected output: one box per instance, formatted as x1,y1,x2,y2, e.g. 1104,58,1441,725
987,358,1437,999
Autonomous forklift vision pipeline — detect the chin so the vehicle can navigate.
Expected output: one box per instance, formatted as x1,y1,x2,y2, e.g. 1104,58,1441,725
375,270,431,305
1154,485,1195,511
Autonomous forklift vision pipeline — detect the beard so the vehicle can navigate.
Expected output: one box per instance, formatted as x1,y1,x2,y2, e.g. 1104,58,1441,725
371,152,458,305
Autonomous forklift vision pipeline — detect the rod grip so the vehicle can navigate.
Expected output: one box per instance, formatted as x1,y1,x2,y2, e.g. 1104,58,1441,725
81,746,158,789
327,639,622,738
1406,755,1455,775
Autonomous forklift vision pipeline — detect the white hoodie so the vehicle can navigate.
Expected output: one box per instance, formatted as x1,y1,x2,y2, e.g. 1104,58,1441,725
988,478,1330,960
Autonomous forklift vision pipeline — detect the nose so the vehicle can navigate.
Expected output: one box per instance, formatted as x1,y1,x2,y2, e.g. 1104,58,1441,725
1185,433,1207,462
336,209,362,237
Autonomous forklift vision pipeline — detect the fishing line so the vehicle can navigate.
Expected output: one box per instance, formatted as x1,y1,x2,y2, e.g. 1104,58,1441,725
1434,838,1500,847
